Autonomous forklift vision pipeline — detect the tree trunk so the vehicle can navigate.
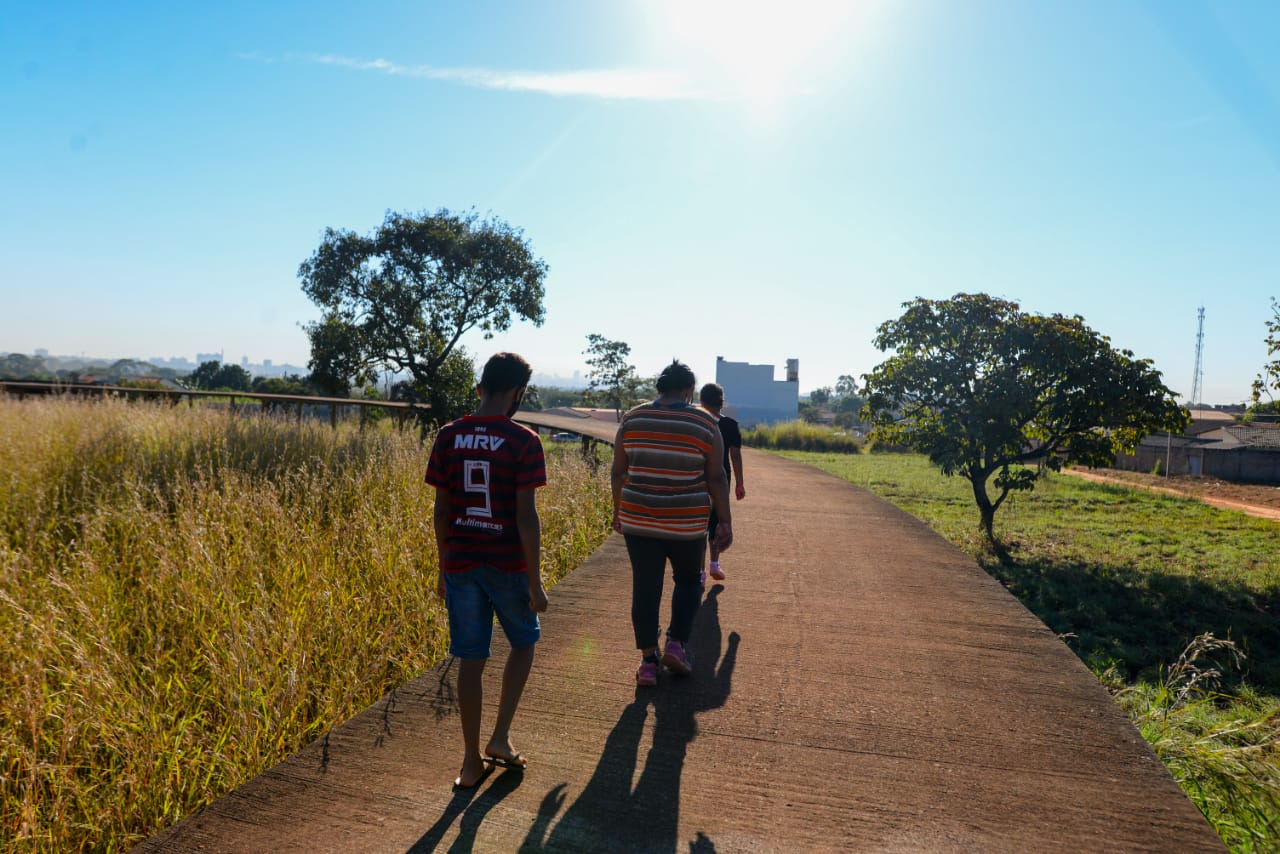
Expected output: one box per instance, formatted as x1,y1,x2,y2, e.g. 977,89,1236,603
970,475,997,546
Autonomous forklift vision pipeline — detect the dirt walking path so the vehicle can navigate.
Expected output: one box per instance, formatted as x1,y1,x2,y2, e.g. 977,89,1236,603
136,418,1223,852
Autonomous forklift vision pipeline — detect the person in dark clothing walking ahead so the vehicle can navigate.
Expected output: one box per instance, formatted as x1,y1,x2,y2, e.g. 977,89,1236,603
698,382,745,582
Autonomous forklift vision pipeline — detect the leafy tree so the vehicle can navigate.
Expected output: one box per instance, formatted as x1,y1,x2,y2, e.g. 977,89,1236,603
798,402,821,423
808,386,833,406
833,411,861,430
186,361,252,392
220,364,252,391
835,374,859,397
861,293,1187,549
519,385,544,412
583,334,639,421
108,359,159,378
1247,400,1280,418
532,385,586,409
252,374,316,396
298,208,546,423
833,394,864,415
186,360,222,390
1251,297,1279,410
628,373,657,405
0,353,53,380
388,347,477,426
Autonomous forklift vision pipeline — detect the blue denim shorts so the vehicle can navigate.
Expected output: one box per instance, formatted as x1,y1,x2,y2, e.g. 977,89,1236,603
443,565,540,660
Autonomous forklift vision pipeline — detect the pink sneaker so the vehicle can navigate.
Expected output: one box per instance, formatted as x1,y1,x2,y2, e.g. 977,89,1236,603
636,658,659,686
661,640,692,676
709,561,726,581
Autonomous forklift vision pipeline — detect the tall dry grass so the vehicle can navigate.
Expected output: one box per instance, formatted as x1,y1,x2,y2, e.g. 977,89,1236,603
741,420,862,453
0,395,612,852
1103,635,1280,851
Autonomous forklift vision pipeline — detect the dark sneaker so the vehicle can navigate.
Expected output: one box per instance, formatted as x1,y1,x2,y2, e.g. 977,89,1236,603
636,658,659,686
661,640,692,676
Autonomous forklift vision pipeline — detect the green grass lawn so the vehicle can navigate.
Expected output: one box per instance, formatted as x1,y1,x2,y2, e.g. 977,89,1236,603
781,450,1280,851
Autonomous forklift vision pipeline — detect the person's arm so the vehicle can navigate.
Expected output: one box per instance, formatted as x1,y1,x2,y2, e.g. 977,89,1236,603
515,488,547,612
729,445,746,500
610,422,627,532
706,428,733,551
432,488,452,599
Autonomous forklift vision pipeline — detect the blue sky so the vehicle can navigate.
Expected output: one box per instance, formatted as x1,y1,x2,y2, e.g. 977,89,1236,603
3,1,1279,404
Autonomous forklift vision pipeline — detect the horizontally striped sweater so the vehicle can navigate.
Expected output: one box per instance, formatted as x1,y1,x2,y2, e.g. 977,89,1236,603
616,401,718,540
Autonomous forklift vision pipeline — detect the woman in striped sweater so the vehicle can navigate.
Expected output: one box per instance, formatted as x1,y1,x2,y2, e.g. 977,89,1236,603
611,360,733,686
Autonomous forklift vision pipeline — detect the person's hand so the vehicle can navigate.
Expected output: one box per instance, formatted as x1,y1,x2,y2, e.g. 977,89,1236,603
612,510,623,533
735,482,746,500
529,582,549,613
435,571,446,600
713,521,733,552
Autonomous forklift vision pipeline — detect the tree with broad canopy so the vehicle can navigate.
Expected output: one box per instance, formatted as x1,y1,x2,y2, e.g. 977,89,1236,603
861,293,1188,549
186,360,252,392
835,374,859,397
298,208,547,423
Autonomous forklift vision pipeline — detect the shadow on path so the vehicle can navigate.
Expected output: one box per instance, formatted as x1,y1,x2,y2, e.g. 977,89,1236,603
408,767,525,853
521,585,739,852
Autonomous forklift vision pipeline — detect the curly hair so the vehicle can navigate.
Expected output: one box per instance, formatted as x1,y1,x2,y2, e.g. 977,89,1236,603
655,360,696,394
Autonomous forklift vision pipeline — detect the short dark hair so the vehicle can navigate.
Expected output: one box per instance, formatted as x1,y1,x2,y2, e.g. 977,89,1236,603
479,352,532,393
699,383,724,407
655,359,696,394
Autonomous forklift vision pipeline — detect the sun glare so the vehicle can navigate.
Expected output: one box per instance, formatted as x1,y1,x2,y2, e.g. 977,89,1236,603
653,0,865,115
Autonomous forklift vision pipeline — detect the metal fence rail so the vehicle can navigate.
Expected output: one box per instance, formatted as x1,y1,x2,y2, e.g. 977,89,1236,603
0,380,431,429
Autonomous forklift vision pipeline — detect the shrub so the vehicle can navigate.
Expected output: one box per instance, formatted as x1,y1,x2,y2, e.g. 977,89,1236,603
742,420,862,454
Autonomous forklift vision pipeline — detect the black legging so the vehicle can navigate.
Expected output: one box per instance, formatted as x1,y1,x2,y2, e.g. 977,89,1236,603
624,534,706,650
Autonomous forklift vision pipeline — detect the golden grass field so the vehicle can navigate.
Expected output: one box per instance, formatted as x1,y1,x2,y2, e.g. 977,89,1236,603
0,396,612,852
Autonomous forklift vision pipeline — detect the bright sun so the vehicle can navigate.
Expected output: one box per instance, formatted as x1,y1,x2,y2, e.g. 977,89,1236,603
652,0,866,112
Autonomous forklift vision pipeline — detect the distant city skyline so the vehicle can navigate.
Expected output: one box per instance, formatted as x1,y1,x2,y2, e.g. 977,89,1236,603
5,346,599,390
9,347,309,378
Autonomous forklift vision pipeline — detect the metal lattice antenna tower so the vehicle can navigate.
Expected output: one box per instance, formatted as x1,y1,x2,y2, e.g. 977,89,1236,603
1190,306,1205,409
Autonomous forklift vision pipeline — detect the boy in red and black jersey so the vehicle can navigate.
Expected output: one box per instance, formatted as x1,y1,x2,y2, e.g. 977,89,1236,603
425,352,547,789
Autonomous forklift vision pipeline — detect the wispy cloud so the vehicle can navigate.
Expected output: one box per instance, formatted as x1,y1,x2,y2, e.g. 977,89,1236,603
292,53,708,101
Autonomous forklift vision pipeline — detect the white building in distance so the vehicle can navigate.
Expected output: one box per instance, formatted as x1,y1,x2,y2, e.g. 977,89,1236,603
715,356,799,427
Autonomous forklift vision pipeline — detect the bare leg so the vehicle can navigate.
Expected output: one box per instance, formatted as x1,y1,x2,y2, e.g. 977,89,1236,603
708,533,724,580
456,658,488,786
486,644,535,764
